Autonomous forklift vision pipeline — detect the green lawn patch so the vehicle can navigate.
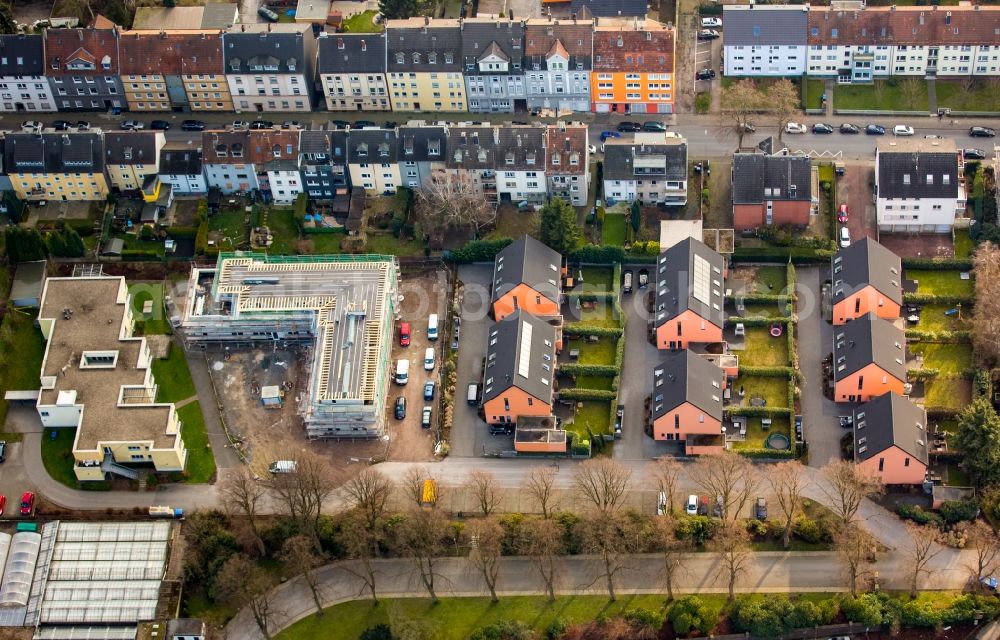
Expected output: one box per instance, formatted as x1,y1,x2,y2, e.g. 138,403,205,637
804,78,826,110
907,269,974,297
818,164,835,185
120,234,166,256
733,375,789,409
834,80,929,112
579,266,614,291
739,302,789,319
177,401,216,484
309,232,345,255
695,92,711,114
732,416,791,450
365,232,426,256
601,214,627,246
570,337,616,366
128,282,171,335
751,266,787,294
909,342,973,377
945,463,971,487
574,375,614,391
954,230,974,259
738,327,790,367
152,344,197,403
41,427,79,489
935,79,1000,112
263,207,300,255
486,209,539,240
924,377,972,410
573,304,618,328
0,310,46,439
341,10,380,33
910,303,971,333
571,400,613,438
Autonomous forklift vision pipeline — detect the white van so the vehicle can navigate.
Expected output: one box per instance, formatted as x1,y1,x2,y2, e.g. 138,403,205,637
423,347,435,371
427,314,439,341
395,359,410,384
466,382,479,405
269,460,297,474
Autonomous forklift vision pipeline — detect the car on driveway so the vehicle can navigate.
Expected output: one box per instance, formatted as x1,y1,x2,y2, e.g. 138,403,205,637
0,495,5,516
865,124,886,135
697,29,720,40
150,120,171,130
250,120,274,130
840,226,851,248
755,497,767,520
785,122,807,134
121,120,144,130
181,120,205,131
394,396,406,420
838,204,849,223
75,121,91,130
331,120,350,130
813,123,834,134
600,131,621,141
616,121,641,133
698,495,710,516
740,122,756,133
695,68,717,80
964,148,987,160
686,494,698,515
0,440,6,463
423,380,435,401
840,123,860,134
21,120,42,132
970,126,997,138
641,121,667,132
51,120,72,131
232,120,250,130
701,17,722,27
354,120,377,128
893,124,914,136
19,491,34,517
421,406,432,428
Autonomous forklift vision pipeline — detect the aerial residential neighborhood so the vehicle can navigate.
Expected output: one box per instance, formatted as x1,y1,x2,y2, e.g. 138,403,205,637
0,0,999,637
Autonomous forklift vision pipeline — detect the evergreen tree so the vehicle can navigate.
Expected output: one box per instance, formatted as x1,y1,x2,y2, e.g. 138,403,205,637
538,197,581,256
956,398,1000,488
4,226,46,263
378,0,419,20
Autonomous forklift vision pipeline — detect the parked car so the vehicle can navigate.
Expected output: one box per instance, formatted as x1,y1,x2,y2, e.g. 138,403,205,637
21,120,42,131
657,492,667,516
641,121,667,132
599,130,621,141
232,120,250,130
588,144,597,154
840,226,851,248
399,322,411,347
812,123,834,134
121,120,144,130
75,121,91,130
697,29,720,40
51,120,72,131
924,134,944,139
964,148,987,160
701,17,722,27
970,126,997,138
423,347,435,371
616,121,641,133
0,495,5,516
281,120,303,129
740,122,756,133
181,120,205,131
712,495,723,518
382,121,398,129
421,406,432,428
839,123,860,134
354,120,377,129
150,120,171,130
865,124,886,135
794,415,803,442
19,491,34,517
698,495,709,516
614,405,623,438
423,380,435,401
0,441,5,463
331,120,350,130
394,396,406,420
840,415,854,429
686,494,698,516
755,497,768,520
623,270,633,293
837,204,849,223
893,124,914,136
250,120,274,130
784,122,807,134
695,68,716,80
258,6,279,21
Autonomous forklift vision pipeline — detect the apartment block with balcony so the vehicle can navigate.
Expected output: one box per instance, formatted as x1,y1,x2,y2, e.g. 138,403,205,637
385,18,467,112
524,18,593,113
318,33,390,112
591,18,675,114
348,128,401,195
0,34,56,112
462,18,527,113
603,132,687,206
120,30,230,112
445,124,498,201
4,132,109,201
545,122,590,206
45,27,126,112
875,138,964,233
224,24,317,113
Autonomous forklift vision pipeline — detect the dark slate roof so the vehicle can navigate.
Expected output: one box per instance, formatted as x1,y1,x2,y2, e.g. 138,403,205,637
877,147,959,200
224,26,311,74
4,133,104,174
570,0,647,18
386,18,463,73
461,19,524,74
832,237,903,306
104,131,158,166
833,313,906,381
653,237,725,329
853,392,929,466
399,126,446,163
603,137,687,181
482,310,557,405
329,130,348,164
446,125,497,170
347,128,398,164
299,130,333,156
731,153,812,204
496,126,546,172
651,350,724,422
159,148,203,175
722,5,810,46
492,235,562,308
317,33,386,74
0,35,45,76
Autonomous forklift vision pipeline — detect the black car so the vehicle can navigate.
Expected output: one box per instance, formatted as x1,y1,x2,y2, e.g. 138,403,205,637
51,120,72,131
839,123,860,134
394,396,406,420
641,121,667,132
382,121,398,129
354,120,376,129
181,119,205,131
280,120,302,129
150,120,171,131
964,148,987,160
75,120,91,130
331,120,350,130
812,123,834,134
0,440,6,463
249,120,274,130
755,497,768,520
616,121,641,133
865,124,886,135
740,122,756,133
970,126,996,138
695,69,716,80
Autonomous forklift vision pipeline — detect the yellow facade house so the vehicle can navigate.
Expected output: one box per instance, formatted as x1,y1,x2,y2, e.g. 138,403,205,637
104,130,166,193
4,132,109,201
385,18,467,112
35,277,188,482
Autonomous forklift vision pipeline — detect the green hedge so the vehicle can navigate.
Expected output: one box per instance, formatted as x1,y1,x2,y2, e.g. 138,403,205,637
902,258,973,270
905,329,972,342
302,227,345,235
903,293,975,305
562,325,624,338
568,244,626,264
558,388,617,401
612,333,626,392
64,218,96,237
726,316,790,327
564,291,616,302
907,368,940,380
927,407,961,419
738,448,797,459
729,406,791,417
560,363,618,377
450,238,512,263
733,293,793,304
120,249,161,261
166,226,197,239
732,247,835,264
738,366,794,377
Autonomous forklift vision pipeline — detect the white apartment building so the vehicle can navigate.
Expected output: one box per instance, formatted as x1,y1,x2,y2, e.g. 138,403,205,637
524,19,593,114
223,24,317,113
603,133,688,206
158,149,208,194
723,5,809,76
347,129,402,195
317,33,390,112
0,35,56,112
875,139,965,234
495,127,547,203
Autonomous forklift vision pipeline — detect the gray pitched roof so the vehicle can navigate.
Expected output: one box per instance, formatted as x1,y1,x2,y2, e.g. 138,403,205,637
877,149,959,200
386,19,462,73
732,153,812,204
104,131,158,166
651,350,723,422
0,35,45,76
603,139,687,181
299,130,333,156
224,28,310,74
833,313,906,381
492,235,562,308
722,5,810,46
853,392,928,466
570,0,647,18
654,237,726,329
159,148,202,175
399,126,447,163
461,20,524,73
329,130,348,165
4,133,104,174
347,128,398,164
318,33,386,74
482,310,557,405
496,126,546,172
446,125,497,170
832,237,903,306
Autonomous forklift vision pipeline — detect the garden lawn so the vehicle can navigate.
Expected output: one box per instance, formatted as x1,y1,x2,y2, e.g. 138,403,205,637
954,230,974,259
923,378,972,411
574,303,619,328
580,266,614,291
40,427,78,489
733,375,790,409
574,375,614,391
571,337,616,366
911,303,971,333
177,401,216,484
308,232,346,255
264,207,300,255
121,235,166,255
209,209,248,242
0,310,46,440
909,341,973,376
602,214,627,246
738,327,790,366
732,416,790,450
571,400,612,437
818,164,835,185
834,80,929,112
128,282,171,335
935,79,1000,112
907,269,974,297
487,209,539,240
341,10,380,32
752,266,787,294
740,302,789,319
804,78,826,110
365,233,426,256
152,344,197,403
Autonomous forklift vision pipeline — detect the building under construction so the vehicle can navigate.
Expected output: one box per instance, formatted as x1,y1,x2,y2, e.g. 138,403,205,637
180,252,400,439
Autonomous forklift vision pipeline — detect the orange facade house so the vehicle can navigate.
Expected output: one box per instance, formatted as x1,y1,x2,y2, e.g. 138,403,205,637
491,235,564,321
514,415,567,454
833,313,906,403
482,310,557,426
853,392,928,485
832,237,903,326
654,237,726,350
651,350,724,454
591,19,675,115
732,152,813,231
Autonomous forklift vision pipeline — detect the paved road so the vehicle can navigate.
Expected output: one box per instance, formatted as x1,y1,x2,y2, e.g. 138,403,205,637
226,547,978,640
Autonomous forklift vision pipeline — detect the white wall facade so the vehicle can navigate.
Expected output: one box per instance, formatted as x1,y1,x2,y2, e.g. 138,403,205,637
349,162,402,195
320,72,391,111
497,169,547,203
267,169,303,204
204,162,260,194
525,69,590,112
724,44,807,76
877,196,965,233
158,172,207,194
0,76,56,112
227,73,311,112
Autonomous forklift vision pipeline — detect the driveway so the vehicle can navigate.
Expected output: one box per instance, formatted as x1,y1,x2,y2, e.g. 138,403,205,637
839,163,877,244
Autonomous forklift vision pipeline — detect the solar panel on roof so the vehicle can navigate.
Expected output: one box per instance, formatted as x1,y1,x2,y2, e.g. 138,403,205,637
692,254,712,306
517,321,532,379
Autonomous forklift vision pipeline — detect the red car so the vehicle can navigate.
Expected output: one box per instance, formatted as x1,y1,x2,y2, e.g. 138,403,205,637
837,204,849,223
0,495,6,516
19,491,34,517
399,322,411,347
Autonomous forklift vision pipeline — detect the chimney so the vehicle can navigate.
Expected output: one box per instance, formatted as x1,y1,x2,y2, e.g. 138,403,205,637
945,11,952,24
919,12,924,25
361,39,366,51
424,16,430,25
891,4,896,10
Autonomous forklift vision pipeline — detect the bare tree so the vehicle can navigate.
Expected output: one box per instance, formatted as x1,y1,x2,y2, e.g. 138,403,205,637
966,520,1000,590
219,466,267,556
900,77,922,109
267,449,337,550
718,79,766,149
520,517,563,602
415,171,498,237
573,458,631,514
339,512,383,604
689,452,757,522
396,508,450,603
768,79,801,144
818,460,885,525
903,523,943,598
524,466,559,518
342,467,394,533
214,554,285,640
834,523,878,597
650,458,683,516
576,512,642,601
766,461,807,549
467,469,503,516
711,522,752,601
652,515,689,601
399,465,429,508
972,243,1000,366
280,535,327,617
467,517,504,603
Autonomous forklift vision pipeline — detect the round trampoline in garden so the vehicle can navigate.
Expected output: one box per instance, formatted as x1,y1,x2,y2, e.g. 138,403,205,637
765,432,791,450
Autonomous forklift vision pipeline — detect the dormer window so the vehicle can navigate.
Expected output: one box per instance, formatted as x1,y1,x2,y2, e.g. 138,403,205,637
123,147,133,161
445,52,453,64
428,52,437,64
357,143,368,157
230,58,241,71
569,152,579,165
454,150,463,163
412,52,421,64
526,152,536,166
505,152,515,165
216,144,228,157
378,143,389,157
551,152,561,166
395,52,404,64
287,58,296,72
232,143,244,158
101,55,111,70
273,144,281,158
478,149,487,163
337,38,345,50
428,140,441,156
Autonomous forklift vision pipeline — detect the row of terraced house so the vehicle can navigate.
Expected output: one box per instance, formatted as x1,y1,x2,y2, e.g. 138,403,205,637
0,14,675,115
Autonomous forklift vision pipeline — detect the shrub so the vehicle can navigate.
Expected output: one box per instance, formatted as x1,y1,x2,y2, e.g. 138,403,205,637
559,363,618,377
730,596,831,638
559,388,616,401
940,499,980,523
902,258,973,270
568,244,626,264
668,596,717,635
562,325,624,338
841,594,886,627
450,238,512,263
470,620,533,640
746,518,768,536
622,608,664,632
676,515,716,545
544,618,567,640
166,226,197,239
792,516,822,543
359,624,394,640
897,503,944,526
